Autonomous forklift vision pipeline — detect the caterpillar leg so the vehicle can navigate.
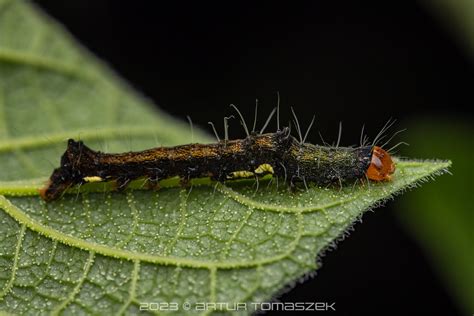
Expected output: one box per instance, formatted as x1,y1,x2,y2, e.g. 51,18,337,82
179,176,191,188
115,177,131,191
337,177,343,191
288,177,298,193
253,174,260,193
147,177,162,190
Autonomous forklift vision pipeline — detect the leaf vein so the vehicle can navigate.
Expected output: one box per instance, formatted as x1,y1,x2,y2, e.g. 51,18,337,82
0,48,93,81
0,125,189,152
32,240,58,287
114,192,140,248
50,251,95,315
0,196,306,269
0,224,26,300
219,208,255,260
217,183,356,213
116,260,140,316
162,189,189,256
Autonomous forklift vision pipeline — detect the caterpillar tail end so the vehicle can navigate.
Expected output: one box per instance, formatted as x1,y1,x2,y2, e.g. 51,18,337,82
38,180,52,201
38,139,83,202
38,174,72,202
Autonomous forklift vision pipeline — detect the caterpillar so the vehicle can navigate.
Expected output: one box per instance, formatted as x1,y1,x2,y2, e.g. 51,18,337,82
39,106,397,202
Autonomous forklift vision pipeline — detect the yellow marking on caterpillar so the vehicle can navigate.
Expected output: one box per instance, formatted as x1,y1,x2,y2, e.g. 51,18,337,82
83,176,103,183
254,163,274,174
227,170,255,179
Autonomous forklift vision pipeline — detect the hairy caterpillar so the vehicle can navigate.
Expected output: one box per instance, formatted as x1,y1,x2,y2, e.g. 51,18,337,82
39,106,396,202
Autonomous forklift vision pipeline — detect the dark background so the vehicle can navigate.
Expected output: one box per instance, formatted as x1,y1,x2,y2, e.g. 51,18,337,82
33,1,473,315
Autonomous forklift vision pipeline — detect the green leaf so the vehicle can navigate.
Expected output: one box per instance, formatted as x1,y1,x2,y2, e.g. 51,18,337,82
0,1,450,315
397,118,473,314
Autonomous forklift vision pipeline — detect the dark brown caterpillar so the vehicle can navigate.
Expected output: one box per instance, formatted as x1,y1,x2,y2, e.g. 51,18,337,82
39,126,395,202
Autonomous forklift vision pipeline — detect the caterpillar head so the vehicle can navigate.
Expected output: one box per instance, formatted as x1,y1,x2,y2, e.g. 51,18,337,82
366,146,395,181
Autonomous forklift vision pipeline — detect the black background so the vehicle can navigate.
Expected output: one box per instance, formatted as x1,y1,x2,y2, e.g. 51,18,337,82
33,1,472,315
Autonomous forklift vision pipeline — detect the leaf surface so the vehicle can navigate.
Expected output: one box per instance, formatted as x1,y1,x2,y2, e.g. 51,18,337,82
0,1,451,315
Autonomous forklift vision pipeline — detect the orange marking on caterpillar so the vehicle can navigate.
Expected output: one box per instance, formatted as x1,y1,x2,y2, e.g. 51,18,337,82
366,146,396,181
